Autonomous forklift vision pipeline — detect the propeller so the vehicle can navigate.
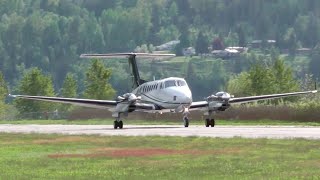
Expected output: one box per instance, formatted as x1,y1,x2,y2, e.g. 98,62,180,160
206,92,233,101
117,93,141,103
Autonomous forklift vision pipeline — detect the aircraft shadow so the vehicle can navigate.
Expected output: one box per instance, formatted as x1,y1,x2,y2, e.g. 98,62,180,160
121,126,183,130
61,126,183,132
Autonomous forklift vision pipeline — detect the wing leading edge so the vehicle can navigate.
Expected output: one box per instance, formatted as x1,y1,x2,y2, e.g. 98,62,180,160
229,90,317,104
9,95,157,111
9,95,118,109
190,90,317,109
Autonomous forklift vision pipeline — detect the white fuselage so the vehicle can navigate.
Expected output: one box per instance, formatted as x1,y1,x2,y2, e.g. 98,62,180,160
132,77,192,110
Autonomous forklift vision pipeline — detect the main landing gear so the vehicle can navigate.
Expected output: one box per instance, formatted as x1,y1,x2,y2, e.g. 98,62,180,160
204,110,215,127
114,118,123,129
205,118,215,127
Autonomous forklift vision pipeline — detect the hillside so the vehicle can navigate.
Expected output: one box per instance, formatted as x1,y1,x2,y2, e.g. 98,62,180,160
0,0,318,99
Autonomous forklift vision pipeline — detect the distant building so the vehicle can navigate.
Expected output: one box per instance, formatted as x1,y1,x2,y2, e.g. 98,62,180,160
155,40,180,51
296,48,311,56
225,47,248,53
211,46,246,59
249,40,276,48
182,47,196,56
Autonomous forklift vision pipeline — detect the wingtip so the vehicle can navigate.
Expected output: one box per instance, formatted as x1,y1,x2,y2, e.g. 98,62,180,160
8,94,17,98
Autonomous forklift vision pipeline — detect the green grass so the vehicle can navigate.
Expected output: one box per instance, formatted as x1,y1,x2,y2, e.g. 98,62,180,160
0,133,320,179
1,118,320,126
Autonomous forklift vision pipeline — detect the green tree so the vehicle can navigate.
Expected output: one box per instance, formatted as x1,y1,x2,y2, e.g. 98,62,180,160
14,68,56,117
227,58,299,101
248,63,275,95
284,28,297,57
61,73,77,98
84,60,116,99
0,71,7,102
0,72,8,117
272,58,299,93
59,73,77,112
175,24,190,56
309,44,320,79
227,72,251,97
195,32,209,55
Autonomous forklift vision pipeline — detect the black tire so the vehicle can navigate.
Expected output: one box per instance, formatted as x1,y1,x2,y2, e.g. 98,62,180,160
119,121,123,129
113,120,118,129
205,118,210,127
183,117,189,127
210,119,215,127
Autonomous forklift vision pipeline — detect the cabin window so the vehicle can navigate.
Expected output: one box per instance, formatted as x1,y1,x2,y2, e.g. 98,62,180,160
160,83,163,89
165,80,176,88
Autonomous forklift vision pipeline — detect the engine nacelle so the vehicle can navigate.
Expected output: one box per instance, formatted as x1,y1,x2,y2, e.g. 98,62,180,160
118,93,141,103
206,92,232,111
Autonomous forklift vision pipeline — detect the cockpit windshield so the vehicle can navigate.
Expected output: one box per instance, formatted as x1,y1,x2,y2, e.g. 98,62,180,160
164,80,187,88
216,92,225,96
165,80,176,88
177,80,187,86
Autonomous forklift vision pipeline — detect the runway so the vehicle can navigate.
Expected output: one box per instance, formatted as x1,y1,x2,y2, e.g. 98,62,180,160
1,124,320,139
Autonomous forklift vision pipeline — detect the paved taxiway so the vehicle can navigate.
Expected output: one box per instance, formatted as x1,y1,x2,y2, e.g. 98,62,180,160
0,124,320,139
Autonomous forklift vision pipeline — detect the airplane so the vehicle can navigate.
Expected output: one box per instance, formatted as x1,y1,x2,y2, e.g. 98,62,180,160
10,53,317,129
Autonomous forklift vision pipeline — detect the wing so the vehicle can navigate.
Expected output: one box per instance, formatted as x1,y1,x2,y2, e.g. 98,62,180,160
9,94,159,111
9,95,117,109
189,101,208,109
190,90,317,109
229,90,317,104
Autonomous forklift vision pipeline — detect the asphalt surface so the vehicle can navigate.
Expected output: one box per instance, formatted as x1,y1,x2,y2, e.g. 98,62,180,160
0,124,320,139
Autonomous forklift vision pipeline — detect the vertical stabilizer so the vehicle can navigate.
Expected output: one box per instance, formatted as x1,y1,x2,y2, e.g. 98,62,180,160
128,55,146,89
80,53,175,90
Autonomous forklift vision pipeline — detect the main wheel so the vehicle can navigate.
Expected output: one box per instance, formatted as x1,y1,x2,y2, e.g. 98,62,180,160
113,120,118,129
183,117,189,127
210,119,215,127
119,121,123,129
205,118,210,127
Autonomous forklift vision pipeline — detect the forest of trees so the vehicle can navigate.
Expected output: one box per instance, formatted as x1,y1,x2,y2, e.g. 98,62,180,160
0,0,320,117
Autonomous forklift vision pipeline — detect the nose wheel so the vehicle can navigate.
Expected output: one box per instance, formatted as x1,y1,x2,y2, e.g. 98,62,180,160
114,118,123,129
183,116,189,127
205,118,215,127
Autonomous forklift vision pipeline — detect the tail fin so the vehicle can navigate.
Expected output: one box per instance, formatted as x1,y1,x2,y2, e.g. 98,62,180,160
80,53,175,89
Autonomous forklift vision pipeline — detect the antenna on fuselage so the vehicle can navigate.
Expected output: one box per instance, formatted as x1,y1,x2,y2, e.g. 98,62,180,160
80,53,175,90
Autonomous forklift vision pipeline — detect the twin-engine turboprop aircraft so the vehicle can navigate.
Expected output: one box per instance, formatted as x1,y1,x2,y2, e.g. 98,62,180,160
10,53,317,129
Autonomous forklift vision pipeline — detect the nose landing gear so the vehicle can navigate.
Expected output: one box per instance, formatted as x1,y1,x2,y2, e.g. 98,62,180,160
183,116,189,127
182,107,190,127
114,117,123,129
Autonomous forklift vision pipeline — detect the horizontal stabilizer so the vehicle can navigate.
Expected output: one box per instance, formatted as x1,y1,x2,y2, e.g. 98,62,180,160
80,53,175,59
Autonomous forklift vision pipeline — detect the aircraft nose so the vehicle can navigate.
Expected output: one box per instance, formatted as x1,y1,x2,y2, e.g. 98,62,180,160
179,90,192,104
185,96,192,104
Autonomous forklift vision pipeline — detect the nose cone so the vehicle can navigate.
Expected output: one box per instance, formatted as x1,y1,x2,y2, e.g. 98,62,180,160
179,88,192,104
